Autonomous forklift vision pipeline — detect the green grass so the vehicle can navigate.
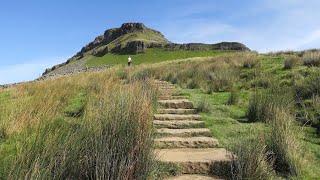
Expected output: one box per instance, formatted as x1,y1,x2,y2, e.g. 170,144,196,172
64,92,86,117
86,48,226,67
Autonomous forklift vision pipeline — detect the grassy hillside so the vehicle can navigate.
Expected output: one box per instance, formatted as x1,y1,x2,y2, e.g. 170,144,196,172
122,52,320,178
86,48,228,67
1,51,320,179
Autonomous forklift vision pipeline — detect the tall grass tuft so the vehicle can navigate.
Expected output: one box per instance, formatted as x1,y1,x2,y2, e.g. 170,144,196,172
196,98,212,113
227,89,239,105
302,51,320,67
294,70,320,99
267,109,302,177
231,136,275,180
284,55,300,70
247,85,294,122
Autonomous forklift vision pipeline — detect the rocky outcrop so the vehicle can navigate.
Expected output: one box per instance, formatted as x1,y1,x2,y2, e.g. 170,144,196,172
92,45,109,57
76,23,167,57
165,42,250,51
112,41,146,54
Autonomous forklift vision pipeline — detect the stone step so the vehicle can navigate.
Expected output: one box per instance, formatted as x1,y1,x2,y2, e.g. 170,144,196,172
166,175,222,180
154,120,205,129
157,128,212,137
154,114,201,121
155,148,232,176
158,100,194,109
158,108,197,114
159,96,188,100
159,86,175,88
155,137,219,148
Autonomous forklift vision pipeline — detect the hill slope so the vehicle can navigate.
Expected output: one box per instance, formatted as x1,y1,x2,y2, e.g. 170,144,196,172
42,23,250,78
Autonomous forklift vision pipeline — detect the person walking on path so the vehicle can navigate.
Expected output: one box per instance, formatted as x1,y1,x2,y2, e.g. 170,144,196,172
128,56,132,66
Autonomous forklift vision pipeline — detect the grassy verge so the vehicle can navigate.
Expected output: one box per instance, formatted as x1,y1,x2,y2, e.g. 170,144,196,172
0,68,158,179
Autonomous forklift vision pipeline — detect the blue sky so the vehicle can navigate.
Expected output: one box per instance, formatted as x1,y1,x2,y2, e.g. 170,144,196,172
1,0,320,84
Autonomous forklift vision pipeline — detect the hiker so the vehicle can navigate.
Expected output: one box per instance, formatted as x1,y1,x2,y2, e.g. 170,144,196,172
128,56,132,66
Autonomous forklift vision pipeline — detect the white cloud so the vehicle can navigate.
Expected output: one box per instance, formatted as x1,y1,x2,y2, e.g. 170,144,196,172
160,0,320,52
0,57,67,85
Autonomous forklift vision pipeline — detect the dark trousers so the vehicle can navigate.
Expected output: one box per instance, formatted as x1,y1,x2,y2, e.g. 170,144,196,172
128,62,131,66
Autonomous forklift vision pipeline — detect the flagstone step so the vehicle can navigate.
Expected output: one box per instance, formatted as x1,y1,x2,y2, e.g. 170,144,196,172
159,96,188,100
154,120,205,129
154,114,201,121
158,100,194,109
157,128,212,137
155,148,232,176
158,109,197,114
155,137,219,148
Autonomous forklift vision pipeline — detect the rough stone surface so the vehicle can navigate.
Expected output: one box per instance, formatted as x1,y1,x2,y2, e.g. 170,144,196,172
154,120,205,129
157,128,212,137
155,148,232,175
157,108,197,114
165,42,250,51
155,137,219,148
158,100,194,109
159,96,188,100
154,114,201,121
92,45,109,57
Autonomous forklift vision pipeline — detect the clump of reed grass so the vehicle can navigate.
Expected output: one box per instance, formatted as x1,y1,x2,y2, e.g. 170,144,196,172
231,136,275,180
242,54,259,68
267,109,302,177
247,85,294,122
226,89,239,105
284,55,301,70
196,98,212,113
294,70,320,99
303,52,320,67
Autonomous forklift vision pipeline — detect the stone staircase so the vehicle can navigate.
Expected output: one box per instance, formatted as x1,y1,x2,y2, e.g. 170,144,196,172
153,80,232,180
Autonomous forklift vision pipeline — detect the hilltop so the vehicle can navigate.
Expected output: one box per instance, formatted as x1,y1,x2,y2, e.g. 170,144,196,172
42,23,250,78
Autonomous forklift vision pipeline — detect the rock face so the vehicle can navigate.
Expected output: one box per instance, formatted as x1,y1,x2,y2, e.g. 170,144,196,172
77,22,167,57
165,42,250,51
92,45,109,57
112,41,146,54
